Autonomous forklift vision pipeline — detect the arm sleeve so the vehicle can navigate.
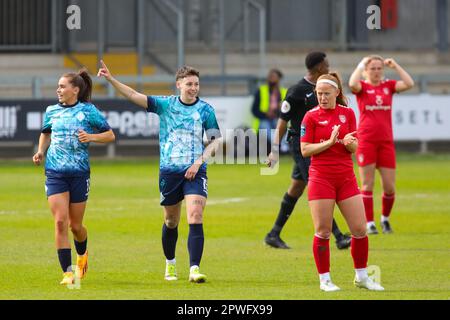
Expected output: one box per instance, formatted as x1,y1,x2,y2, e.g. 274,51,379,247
279,87,299,122
251,90,265,119
348,108,357,133
388,79,398,94
204,110,222,142
300,113,315,143
41,109,52,133
352,80,366,95
147,96,169,115
88,105,111,133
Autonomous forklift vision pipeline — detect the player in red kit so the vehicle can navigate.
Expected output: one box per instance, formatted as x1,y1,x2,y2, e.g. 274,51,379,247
301,73,384,292
349,56,414,234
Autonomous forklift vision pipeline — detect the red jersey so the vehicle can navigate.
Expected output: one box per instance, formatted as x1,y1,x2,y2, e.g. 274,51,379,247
301,104,357,177
354,79,397,142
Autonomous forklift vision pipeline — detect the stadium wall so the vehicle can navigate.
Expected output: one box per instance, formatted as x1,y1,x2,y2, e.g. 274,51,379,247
57,0,445,52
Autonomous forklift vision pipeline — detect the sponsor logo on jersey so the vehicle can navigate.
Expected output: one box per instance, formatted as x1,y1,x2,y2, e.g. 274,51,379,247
339,115,347,123
306,92,314,98
281,101,291,113
366,89,375,94
366,105,391,111
318,120,329,126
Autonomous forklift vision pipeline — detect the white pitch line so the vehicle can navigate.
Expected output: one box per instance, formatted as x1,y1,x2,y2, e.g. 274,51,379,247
397,193,437,199
0,210,18,215
207,197,248,205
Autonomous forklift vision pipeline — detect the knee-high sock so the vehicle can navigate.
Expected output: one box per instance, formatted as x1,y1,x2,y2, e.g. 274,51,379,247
162,224,178,260
270,193,299,235
351,236,369,269
57,248,72,273
74,238,87,256
313,235,330,274
382,193,395,218
362,191,374,223
188,224,204,267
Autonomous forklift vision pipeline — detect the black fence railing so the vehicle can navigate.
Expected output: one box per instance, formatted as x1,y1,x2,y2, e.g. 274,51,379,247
0,0,53,50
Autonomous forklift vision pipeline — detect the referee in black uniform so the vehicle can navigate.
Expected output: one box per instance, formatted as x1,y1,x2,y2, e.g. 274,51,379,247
265,51,351,250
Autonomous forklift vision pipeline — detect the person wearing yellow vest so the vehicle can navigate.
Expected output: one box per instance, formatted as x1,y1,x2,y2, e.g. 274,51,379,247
251,69,288,152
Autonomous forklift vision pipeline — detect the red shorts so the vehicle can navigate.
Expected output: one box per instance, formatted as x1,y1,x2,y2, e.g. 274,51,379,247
356,139,396,169
308,174,361,202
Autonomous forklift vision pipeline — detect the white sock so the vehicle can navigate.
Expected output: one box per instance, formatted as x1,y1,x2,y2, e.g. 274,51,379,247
319,272,331,283
355,268,368,281
367,221,376,228
190,265,199,273
166,258,176,265
381,216,389,223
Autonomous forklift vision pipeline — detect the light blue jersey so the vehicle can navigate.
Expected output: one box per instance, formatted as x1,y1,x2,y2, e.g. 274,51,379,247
42,101,111,177
147,96,221,173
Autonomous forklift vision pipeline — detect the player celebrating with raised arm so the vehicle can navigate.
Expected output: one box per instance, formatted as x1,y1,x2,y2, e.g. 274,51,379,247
264,52,351,250
98,61,222,283
349,56,414,234
33,69,115,285
301,73,384,292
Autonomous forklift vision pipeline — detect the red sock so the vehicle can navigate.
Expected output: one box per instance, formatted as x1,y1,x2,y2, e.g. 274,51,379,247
351,236,368,269
313,235,330,274
382,193,395,218
362,191,374,222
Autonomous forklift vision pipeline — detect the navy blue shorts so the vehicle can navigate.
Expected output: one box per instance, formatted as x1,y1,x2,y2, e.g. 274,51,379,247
45,175,90,203
159,170,208,206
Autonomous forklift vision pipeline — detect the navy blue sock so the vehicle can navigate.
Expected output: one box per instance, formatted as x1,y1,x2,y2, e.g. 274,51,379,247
162,224,178,260
188,224,204,267
74,238,87,255
57,248,72,273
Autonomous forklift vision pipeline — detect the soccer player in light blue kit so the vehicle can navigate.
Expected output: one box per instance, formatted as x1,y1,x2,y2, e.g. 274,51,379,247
33,70,115,285
98,61,222,283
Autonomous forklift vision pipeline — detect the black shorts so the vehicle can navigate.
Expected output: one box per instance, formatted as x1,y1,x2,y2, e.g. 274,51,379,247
290,136,310,182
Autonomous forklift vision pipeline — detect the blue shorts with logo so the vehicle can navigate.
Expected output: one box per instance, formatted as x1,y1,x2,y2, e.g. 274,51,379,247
159,168,208,206
45,172,90,203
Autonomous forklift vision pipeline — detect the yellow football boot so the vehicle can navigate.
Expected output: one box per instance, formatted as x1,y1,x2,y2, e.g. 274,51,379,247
76,251,88,279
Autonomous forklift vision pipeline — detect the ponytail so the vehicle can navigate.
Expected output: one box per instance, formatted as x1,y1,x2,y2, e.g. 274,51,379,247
77,69,92,102
62,68,93,102
317,72,348,106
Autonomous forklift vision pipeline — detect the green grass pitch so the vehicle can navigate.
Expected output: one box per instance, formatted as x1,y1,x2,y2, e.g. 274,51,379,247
0,153,449,300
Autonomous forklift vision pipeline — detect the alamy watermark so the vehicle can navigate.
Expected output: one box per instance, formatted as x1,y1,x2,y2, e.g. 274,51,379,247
367,5,381,30
202,128,280,176
65,265,82,290
367,265,382,284
66,5,81,30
